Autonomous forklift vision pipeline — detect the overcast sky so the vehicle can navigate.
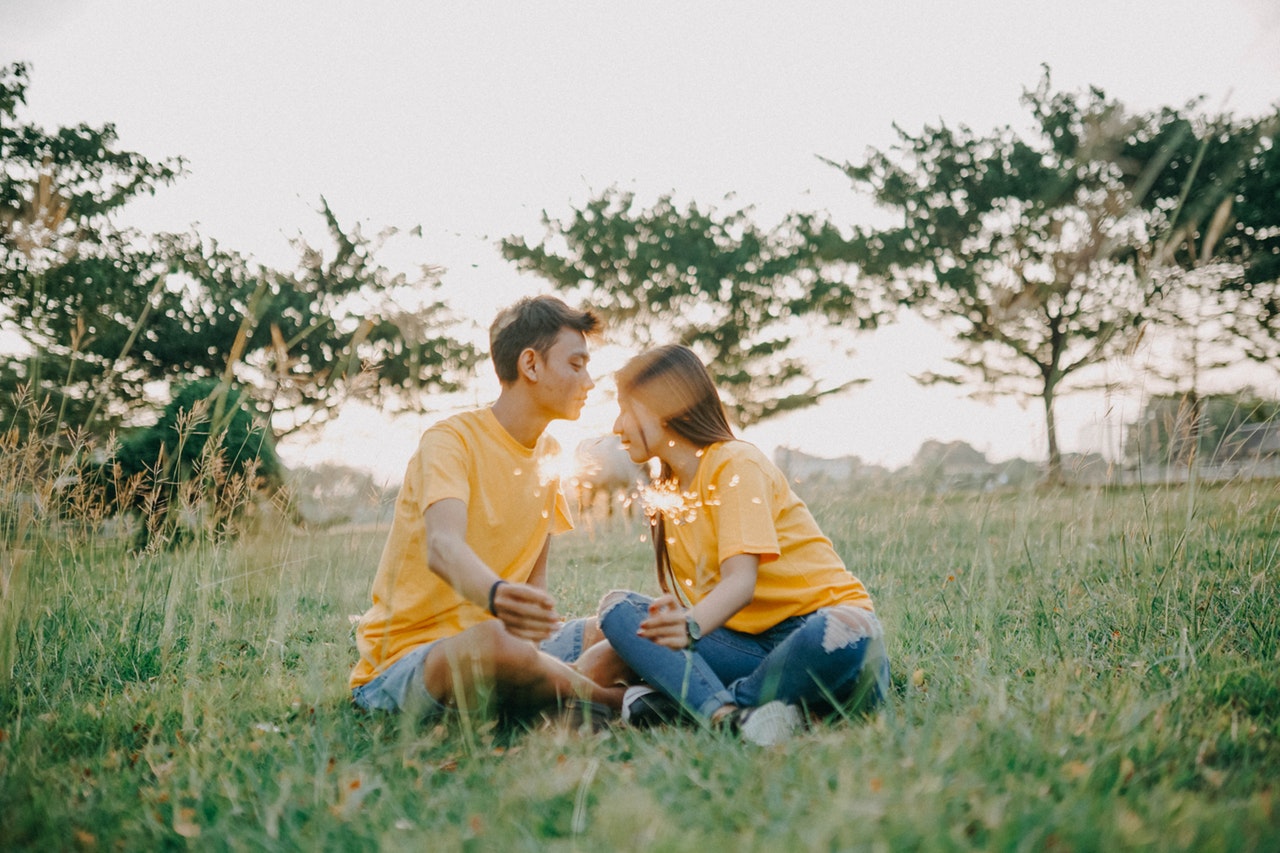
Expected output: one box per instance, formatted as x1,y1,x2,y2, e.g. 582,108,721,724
6,1,1279,481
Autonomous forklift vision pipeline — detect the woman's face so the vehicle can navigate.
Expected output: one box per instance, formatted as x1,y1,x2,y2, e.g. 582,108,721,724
613,394,666,464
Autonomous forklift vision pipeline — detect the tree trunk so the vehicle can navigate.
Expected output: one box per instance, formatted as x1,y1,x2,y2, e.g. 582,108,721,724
1043,385,1062,485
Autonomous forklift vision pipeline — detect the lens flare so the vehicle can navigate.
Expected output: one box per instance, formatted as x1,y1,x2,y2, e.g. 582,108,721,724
536,446,578,488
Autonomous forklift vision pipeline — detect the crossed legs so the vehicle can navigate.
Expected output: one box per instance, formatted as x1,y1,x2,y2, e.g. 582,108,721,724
423,620,626,716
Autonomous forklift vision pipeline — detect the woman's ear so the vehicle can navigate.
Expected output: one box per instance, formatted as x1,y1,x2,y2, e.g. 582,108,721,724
517,347,539,382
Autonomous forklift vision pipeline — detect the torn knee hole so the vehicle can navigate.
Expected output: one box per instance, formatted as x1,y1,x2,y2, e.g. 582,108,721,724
820,607,883,653
597,589,633,619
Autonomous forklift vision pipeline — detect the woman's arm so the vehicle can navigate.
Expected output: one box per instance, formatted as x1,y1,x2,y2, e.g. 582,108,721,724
639,553,759,650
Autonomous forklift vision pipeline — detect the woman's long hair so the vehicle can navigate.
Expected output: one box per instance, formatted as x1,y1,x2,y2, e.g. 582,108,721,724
615,345,735,601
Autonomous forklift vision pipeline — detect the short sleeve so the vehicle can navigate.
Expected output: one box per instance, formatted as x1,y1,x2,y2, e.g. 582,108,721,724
707,455,781,566
408,426,471,513
550,487,574,535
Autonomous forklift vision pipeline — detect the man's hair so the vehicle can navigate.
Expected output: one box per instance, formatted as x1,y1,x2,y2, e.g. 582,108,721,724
488,295,601,383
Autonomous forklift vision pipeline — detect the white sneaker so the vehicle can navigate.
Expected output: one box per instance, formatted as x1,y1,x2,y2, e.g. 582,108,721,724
725,701,802,746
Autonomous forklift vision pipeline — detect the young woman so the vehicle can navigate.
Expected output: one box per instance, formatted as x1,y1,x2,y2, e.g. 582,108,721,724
597,344,890,745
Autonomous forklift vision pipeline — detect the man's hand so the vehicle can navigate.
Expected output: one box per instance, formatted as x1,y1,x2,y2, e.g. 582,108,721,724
490,581,562,642
637,594,692,650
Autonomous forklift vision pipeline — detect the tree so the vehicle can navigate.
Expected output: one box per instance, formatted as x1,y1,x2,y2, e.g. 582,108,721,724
0,62,482,440
145,203,483,438
0,61,183,432
1133,110,1279,459
1214,115,1280,370
501,188,884,427
89,377,285,549
819,71,1270,482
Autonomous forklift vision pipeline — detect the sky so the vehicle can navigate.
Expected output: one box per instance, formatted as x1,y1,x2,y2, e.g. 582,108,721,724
5,0,1279,483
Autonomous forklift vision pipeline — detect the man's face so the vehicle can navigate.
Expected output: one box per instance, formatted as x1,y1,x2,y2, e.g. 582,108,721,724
531,328,595,420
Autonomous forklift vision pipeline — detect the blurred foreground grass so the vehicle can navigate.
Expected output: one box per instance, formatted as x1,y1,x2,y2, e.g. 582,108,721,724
1,481,1277,850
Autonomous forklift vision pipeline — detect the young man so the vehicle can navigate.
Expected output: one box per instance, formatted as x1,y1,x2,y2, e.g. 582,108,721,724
349,295,624,722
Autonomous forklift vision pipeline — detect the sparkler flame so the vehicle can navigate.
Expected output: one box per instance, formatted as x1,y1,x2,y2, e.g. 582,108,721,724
636,478,702,525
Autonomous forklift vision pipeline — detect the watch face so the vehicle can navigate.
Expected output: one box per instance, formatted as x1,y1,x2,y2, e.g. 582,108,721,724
686,615,702,641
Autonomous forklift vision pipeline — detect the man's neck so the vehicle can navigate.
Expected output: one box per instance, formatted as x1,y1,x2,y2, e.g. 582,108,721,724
490,392,548,449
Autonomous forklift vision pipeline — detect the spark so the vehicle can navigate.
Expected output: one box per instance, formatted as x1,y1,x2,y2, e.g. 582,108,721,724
637,477,702,524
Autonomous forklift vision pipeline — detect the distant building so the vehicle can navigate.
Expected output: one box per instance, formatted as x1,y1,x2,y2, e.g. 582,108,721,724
773,447,863,484
1221,422,1280,461
1060,452,1114,486
907,440,996,491
992,457,1044,488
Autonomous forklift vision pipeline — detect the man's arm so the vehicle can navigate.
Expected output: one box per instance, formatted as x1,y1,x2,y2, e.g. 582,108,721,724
526,536,551,591
424,498,561,641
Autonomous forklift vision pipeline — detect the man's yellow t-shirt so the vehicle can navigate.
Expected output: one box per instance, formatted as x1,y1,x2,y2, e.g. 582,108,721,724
349,408,572,688
661,440,872,634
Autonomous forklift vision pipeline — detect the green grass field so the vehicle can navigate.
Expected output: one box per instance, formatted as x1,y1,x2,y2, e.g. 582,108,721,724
1,480,1277,850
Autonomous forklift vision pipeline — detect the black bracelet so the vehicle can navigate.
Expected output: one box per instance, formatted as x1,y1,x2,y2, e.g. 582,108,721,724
487,579,508,616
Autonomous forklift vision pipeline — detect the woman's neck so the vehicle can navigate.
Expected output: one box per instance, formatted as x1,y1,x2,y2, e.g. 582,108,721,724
662,437,711,487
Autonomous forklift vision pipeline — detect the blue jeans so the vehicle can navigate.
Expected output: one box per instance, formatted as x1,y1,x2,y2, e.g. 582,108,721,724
351,641,449,719
540,616,589,664
599,591,890,721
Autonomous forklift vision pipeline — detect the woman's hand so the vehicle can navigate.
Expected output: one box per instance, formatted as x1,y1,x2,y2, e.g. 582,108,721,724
638,594,694,650
637,555,760,651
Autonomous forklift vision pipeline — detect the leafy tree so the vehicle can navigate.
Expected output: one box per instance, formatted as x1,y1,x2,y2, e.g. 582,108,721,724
1133,110,1279,451
0,61,182,432
1214,115,1280,370
501,188,884,427
145,204,483,437
0,62,482,440
818,71,1268,482
90,378,285,549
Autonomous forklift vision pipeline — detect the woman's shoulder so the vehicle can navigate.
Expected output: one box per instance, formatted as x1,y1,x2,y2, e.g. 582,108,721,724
704,440,782,479
708,439,770,463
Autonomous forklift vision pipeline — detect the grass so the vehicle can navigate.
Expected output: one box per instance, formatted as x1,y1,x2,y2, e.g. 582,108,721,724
1,476,1278,850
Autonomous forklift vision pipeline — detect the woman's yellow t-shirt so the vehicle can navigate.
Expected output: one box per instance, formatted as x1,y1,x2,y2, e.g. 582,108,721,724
660,440,872,633
349,408,572,688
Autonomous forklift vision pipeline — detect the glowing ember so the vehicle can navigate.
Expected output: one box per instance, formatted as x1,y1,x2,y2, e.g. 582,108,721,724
637,478,702,525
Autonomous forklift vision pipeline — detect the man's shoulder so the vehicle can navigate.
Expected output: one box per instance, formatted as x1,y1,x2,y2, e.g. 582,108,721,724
423,408,490,442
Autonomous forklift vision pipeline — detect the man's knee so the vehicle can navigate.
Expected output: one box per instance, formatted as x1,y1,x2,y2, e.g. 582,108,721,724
445,620,539,671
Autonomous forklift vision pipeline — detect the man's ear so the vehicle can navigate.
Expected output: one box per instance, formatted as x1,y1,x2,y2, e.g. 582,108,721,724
517,347,539,382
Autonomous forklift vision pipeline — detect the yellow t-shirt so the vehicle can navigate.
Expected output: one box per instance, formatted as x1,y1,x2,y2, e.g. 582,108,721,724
660,440,872,633
349,408,573,688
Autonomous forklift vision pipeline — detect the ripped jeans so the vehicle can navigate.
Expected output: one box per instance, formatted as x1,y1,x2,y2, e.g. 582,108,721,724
598,591,890,721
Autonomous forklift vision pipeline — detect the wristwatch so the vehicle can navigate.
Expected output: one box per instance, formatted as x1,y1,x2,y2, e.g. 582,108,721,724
685,614,702,648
